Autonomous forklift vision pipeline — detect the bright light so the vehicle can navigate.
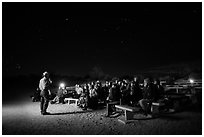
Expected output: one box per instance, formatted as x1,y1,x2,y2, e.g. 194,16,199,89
189,79,194,84
60,83,65,88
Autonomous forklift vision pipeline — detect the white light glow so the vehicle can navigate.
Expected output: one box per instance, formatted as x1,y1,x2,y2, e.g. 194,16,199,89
189,79,194,84
60,83,65,88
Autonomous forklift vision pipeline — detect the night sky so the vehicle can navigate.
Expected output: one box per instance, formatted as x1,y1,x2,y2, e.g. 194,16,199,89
3,2,202,77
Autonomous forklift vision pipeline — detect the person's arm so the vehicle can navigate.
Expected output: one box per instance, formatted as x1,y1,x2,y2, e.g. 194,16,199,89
48,90,51,95
39,81,42,91
49,79,52,84
39,79,46,91
106,89,111,101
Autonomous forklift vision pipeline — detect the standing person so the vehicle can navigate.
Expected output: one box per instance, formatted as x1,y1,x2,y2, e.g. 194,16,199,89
39,71,52,115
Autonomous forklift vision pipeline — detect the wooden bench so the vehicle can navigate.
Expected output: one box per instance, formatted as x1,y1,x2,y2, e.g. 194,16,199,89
115,105,141,124
106,101,120,116
151,102,165,115
64,98,79,105
185,94,198,104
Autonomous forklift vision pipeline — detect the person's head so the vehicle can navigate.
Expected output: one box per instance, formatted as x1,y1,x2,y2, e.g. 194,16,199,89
121,82,124,86
112,83,116,88
134,76,140,83
91,82,93,85
105,81,109,86
144,78,150,87
43,71,49,78
154,79,160,85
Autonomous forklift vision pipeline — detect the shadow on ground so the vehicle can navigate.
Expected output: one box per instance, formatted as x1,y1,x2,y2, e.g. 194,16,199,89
49,110,93,115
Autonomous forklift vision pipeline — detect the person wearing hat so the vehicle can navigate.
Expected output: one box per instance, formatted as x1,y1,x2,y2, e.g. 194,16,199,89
39,71,52,115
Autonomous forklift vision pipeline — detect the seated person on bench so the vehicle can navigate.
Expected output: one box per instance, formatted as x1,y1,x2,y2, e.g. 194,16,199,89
153,79,165,101
51,87,66,104
139,78,157,115
153,79,172,112
129,79,143,107
105,82,121,117
88,84,98,110
78,84,89,110
120,81,130,105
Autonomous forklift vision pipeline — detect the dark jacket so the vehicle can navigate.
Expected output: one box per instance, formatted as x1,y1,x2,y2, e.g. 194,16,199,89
142,83,155,101
131,83,143,102
153,84,164,101
108,86,120,102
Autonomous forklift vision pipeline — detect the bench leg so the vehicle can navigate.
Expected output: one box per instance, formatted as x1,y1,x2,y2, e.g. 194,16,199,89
151,105,160,115
75,100,78,105
107,103,113,116
125,110,134,121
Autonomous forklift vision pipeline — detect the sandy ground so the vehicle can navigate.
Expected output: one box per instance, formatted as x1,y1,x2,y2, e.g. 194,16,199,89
2,93,202,135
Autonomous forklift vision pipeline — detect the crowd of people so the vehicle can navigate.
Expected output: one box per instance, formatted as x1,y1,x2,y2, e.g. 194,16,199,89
73,76,165,115
38,71,166,115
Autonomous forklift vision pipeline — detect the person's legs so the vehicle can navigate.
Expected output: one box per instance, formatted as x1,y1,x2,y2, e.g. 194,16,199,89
139,99,145,110
139,99,149,115
40,90,50,115
105,101,119,117
43,97,49,113
85,96,88,108
93,97,98,110
40,96,44,114
51,96,58,104
43,93,50,113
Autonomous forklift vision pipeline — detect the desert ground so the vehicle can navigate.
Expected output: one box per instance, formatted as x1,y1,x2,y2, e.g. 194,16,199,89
2,88,202,135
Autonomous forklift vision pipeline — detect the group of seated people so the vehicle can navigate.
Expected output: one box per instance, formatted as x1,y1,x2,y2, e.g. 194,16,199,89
105,77,166,116
50,76,166,115
76,77,165,113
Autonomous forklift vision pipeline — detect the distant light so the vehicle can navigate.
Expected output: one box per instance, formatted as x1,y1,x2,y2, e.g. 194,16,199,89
189,79,194,84
60,83,65,89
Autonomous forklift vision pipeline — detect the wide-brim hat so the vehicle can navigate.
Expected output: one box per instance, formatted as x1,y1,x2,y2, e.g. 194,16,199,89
43,71,49,76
